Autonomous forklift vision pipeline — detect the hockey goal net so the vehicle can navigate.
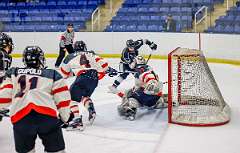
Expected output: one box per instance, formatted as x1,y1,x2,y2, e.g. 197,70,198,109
168,48,231,126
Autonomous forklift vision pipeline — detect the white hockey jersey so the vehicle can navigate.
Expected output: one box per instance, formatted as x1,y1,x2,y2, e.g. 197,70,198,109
60,51,109,79
138,69,163,96
0,67,71,123
116,67,163,98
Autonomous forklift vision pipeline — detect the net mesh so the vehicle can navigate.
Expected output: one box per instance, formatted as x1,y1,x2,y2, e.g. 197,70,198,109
169,48,230,126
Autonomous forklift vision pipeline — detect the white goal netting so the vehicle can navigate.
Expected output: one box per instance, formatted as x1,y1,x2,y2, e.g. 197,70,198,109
168,48,231,126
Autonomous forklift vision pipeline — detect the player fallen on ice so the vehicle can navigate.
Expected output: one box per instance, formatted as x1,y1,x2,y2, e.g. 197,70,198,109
0,46,72,153
60,40,117,131
0,32,13,122
108,39,157,93
113,55,167,121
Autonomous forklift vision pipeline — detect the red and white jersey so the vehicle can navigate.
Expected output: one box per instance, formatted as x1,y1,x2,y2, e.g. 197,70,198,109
60,52,109,80
0,67,71,124
136,69,162,96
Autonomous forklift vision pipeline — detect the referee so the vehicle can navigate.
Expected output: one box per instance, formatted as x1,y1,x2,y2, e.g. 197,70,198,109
55,23,75,68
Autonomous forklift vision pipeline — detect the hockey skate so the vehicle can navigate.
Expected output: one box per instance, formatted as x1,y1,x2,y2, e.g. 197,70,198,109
88,102,96,125
66,116,85,131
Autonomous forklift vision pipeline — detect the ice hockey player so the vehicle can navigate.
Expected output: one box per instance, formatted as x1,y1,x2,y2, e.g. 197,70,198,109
0,32,13,122
108,39,157,92
60,40,118,130
0,46,72,153
114,55,166,121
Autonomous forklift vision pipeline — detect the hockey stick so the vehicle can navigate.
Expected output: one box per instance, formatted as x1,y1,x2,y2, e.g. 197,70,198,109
146,48,155,64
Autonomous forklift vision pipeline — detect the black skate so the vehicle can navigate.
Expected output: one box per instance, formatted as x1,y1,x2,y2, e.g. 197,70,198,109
88,102,96,125
66,116,85,131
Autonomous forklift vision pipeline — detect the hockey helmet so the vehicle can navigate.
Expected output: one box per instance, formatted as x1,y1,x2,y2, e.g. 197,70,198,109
0,32,14,54
74,41,87,52
23,46,46,69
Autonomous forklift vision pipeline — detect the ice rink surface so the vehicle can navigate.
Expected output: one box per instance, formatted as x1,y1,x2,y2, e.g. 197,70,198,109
0,58,240,153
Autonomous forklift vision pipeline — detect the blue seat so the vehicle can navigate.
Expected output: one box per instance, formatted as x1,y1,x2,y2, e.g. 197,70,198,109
16,2,25,9
42,17,53,22
139,16,151,21
173,16,181,21
24,17,32,22
57,1,67,6
137,24,148,31
162,0,171,3
170,7,181,14
128,7,138,13
138,7,149,13
64,16,75,22
31,17,42,22
142,0,153,4
149,7,159,13
126,25,137,32
88,1,98,6
148,25,159,31
24,25,35,32
160,7,169,13
78,1,88,6
35,1,46,9
47,1,57,6
52,17,63,22
74,17,86,22
1,17,11,22
150,15,161,21
172,0,182,4
152,0,162,3
68,1,77,6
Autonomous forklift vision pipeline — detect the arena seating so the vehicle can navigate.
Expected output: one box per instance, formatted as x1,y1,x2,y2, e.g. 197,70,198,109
206,6,240,34
105,0,224,32
0,0,105,32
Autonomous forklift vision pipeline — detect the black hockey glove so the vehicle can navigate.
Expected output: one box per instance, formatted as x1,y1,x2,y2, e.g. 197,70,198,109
145,39,157,50
106,67,118,77
150,43,157,50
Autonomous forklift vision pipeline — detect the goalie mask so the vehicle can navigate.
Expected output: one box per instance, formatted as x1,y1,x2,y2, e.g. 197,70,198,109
23,46,46,69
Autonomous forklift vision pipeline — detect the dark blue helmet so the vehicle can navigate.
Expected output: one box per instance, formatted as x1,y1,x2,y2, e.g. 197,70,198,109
0,32,14,54
126,39,136,48
23,46,46,69
74,41,87,52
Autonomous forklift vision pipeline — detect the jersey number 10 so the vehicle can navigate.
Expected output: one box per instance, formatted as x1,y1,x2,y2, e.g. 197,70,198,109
15,75,38,98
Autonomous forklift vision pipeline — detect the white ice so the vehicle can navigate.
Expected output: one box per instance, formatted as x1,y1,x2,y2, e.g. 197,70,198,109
0,58,240,153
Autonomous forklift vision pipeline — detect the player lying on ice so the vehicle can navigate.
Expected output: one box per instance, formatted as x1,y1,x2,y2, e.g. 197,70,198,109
111,55,167,121
108,39,157,92
0,46,72,153
59,40,118,131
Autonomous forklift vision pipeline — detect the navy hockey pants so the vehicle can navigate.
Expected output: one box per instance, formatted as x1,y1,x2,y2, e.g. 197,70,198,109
130,88,160,107
70,69,99,102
